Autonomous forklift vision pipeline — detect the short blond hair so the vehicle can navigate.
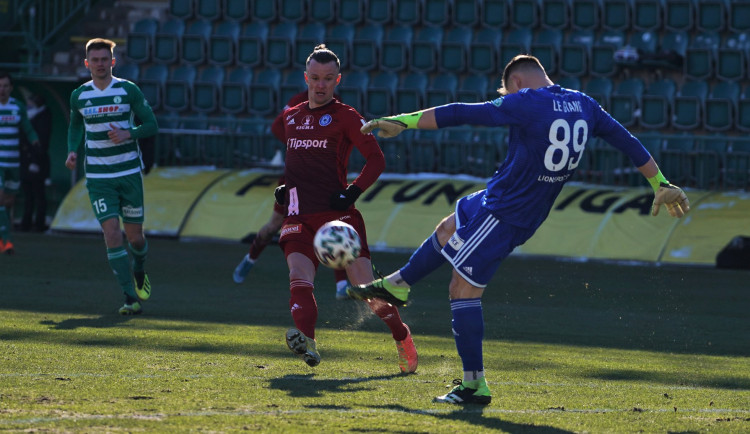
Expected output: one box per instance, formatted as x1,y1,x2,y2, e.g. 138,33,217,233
497,54,547,96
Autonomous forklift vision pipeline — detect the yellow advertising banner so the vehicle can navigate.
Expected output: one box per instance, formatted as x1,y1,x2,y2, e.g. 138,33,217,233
52,169,749,265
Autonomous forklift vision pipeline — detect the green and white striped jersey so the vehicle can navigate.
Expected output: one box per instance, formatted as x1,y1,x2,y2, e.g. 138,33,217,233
68,76,157,179
0,96,38,169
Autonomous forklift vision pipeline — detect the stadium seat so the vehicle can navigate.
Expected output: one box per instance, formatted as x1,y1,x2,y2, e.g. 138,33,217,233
252,0,278,21
280,0,306,22
633,0,664,31
366,0,393,24
469,27,501,75
209,21,240,66
381,139,409,173
138,64,168,110
396,72,428,114
672,80,708,130
265,22,297,69
325,24,355,69
164,65,197,112
557,76,581,90
309,0,336,23
426,73,458,107
280,70,306,107
571,0,601,30
394,0,422,25
725,139,750,189
411,26,442,73
224,0,250,21
351,25,383,71
366,72,398,119
692,136,726,189
737,84,750,132
641,31,688,70
705,81,740,131
192,66,224,113
696,0,728,32
729,0,750,32
559,30,594,76
453,0,479,27
616,30,658,68
380,25,412,72
531,28,563,74
499,28,532,71
457,74,488,103
181,20,212,65
338,70,368,109
196,0,222,21
248,69,281,116
659,132,694,186
337,0,364,24
469,128,503,177
716,32,749,81
590,30,626,77
487,75,503,99
541,0,570,29
684,32,720,80
664,0,694,31
584,77,614,109
440,129,472,174
410,130,442,172
424,0,451,27
221,67,253,113
602,0,632,31
152,18,184,65
126,18,158,64
170,0,193,19
483,0,509,28
610,78,644,127
512,0,540,28
440,26,472,73
640,78,676,129
237,21,267,67
114,62,139,82
293,22,326,68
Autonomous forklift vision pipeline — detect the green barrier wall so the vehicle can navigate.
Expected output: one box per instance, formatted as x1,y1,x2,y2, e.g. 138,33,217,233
52,168,749,265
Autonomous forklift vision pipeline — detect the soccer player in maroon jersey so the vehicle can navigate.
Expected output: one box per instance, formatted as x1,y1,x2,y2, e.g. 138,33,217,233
274,45,418,372
232,90,350,299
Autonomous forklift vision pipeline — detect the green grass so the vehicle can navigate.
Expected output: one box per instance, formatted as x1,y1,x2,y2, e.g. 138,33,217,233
1,232,749,432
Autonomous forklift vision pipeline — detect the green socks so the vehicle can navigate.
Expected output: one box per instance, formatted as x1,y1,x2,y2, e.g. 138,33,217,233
107,246,136,299
129,240,148,273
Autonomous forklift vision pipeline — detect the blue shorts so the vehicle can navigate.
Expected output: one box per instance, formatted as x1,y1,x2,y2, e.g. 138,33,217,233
441,190,537,287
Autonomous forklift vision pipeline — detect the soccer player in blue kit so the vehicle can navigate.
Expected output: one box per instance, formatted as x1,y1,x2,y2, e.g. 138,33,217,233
349,55,690,404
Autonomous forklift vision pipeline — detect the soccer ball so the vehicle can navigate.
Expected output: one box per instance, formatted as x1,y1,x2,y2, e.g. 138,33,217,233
313,221,361,269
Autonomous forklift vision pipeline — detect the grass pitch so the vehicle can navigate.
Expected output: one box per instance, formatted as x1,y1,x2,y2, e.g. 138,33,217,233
1,232,748,432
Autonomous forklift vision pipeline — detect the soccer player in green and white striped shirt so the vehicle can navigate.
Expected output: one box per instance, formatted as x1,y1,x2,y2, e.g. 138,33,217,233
66,38,158,315
0,71,40,254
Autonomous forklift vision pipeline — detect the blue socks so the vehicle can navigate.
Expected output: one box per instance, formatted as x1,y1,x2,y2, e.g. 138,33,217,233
399,232,446,286
451,298,485,375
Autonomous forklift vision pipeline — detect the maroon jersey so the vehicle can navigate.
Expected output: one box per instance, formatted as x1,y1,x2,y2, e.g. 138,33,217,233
272,98,385,216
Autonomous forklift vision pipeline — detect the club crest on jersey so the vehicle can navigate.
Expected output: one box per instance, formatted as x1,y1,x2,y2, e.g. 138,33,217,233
113,96,122,103
297,115,315,130
319,114,332,126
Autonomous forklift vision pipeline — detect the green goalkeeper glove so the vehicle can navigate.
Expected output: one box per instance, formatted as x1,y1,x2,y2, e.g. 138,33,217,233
360,111,424,138
652,183,690,217
647,170,690,217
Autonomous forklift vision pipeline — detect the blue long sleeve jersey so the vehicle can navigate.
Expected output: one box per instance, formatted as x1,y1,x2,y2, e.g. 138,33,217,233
434,85,651,230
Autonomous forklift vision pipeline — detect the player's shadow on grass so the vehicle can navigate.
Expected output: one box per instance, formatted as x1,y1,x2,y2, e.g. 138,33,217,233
376,404,574,433
40,314,133,330
269,373,402,398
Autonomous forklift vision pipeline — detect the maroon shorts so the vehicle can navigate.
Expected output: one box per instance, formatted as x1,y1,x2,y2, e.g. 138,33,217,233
279,208,371,267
